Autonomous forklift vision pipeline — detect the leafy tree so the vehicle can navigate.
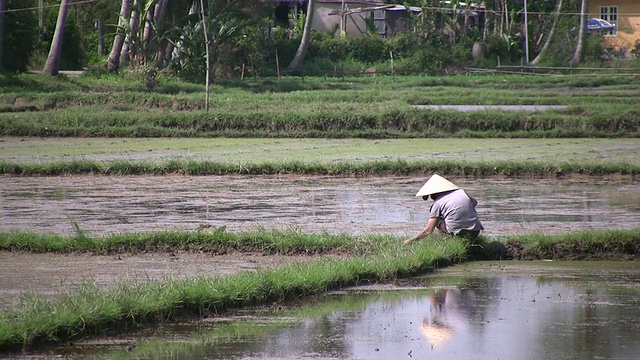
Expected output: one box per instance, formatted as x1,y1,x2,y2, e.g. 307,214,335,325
1,0,38,73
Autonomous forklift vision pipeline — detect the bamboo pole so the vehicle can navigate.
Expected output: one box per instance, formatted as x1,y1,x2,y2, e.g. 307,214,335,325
199,0,210,112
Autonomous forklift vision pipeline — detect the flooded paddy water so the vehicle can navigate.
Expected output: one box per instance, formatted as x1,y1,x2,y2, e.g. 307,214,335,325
2,175,639,359
1,175,638,237
45,261,640,360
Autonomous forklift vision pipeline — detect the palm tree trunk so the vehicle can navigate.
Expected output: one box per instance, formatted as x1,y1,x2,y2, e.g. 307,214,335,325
570,0,588,67
141,2,156,65
531,0,563,65
39,0,45,38
153,0,169,68
287,0,316,74
108,0,130,72
43,0,69,75
121,0,140,67
0,0,5,71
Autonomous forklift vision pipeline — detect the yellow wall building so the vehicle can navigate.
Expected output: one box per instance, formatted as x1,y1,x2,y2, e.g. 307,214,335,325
589,0,640,51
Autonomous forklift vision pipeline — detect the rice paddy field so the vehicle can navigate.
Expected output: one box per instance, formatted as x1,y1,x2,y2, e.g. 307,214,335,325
0,73,638,354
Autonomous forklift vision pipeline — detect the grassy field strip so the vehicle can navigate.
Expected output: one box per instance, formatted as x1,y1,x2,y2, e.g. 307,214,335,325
2,137,639,165
2,75,640,138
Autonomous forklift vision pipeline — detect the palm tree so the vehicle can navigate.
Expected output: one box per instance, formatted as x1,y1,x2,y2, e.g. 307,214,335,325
286,0,316,74
108,0,131,72
43,0,69,75
38,0,45,38
570,0,588,67
531,0,563,65
120,0,140,67
0,0,5,71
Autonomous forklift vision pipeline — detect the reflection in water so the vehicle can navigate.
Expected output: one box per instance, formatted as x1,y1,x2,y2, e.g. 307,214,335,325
1,176,638,237
421,288,461,348
60,262,640,360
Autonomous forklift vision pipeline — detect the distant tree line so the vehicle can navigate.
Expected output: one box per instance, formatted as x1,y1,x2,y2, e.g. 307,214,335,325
0,0,619,78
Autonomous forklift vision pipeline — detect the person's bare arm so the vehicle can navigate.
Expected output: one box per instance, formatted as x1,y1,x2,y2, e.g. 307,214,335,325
404,217,438,244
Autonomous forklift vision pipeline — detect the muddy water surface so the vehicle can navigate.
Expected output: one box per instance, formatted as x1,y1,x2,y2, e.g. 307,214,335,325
1,176,638,237
57,261,640,360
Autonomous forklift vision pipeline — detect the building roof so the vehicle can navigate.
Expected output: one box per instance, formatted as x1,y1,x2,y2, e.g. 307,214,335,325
265,0,383,3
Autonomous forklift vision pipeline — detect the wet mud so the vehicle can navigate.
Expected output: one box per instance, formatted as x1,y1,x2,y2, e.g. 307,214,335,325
2,175,639,238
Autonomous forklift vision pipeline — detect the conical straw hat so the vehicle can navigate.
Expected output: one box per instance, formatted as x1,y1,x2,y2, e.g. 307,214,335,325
415,174,459,197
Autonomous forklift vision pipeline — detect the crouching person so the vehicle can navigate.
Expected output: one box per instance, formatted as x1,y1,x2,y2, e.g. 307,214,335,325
404,174,483,245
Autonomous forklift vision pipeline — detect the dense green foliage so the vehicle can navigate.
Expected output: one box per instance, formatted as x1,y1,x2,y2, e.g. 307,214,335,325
0,229,383,255
1,0,39,72
1,0,637,76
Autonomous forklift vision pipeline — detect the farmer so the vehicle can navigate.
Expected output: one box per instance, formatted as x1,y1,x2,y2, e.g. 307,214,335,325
404,174,483,245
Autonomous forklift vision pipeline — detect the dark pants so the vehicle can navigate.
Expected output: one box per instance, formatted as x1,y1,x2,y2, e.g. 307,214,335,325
455,229,481,240
436,218,480,240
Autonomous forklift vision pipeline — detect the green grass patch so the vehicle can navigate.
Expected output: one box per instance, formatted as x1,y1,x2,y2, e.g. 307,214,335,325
0,229,387,256
2,138,638,166
2,158,639,177
503,229,640,260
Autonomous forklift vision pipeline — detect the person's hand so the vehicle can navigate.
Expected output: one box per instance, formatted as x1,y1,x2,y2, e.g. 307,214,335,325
403,238,416,245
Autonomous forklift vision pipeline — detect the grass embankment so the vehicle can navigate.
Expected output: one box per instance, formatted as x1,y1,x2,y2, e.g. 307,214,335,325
0,230,382,255
1,73,639,138
501,229,640,260
1,229,638,352
1,229,637,259
0,231,465,352
2,158,639,177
